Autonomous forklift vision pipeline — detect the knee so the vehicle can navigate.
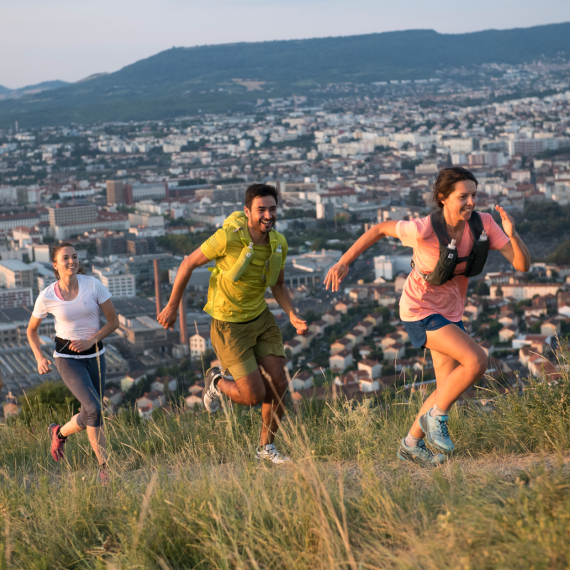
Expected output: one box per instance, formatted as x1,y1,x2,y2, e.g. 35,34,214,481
246,385,266,407
86,402,103,428
468,349,488,378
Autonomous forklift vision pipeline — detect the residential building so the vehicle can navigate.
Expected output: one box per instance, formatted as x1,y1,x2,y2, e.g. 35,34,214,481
499,326,519,342
132,182,167,201
528,355,559,379
92,267,136,297
330,337,353,355
151,375,178,392
190,331,213,358
321,310,341,325
364,312,383,327
104,387,123,407
490,283,560,300
374,255,411,280
0,260,37,290
541,319,561,336
345,328,364,346
354,321,373,336
116,314,168,355
284,338,303,356
48,202,97,226
0,287,33,309
335,300,353,314
294,331,316,349
329,349,353,372
359,377,381,392
358,359,382,379
120,370,147,392
309,319,328,337
290,371,314,391
383,342,405,360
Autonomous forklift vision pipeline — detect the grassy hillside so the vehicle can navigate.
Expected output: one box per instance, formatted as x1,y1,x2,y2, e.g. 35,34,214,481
1,355,570,568
1,22,569,127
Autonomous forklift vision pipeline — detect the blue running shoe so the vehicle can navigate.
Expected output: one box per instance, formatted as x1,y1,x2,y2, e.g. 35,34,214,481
397,439,446,467
419,411,455,453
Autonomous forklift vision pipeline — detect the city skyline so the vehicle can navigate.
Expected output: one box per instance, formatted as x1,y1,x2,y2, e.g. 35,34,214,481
2,0,570,88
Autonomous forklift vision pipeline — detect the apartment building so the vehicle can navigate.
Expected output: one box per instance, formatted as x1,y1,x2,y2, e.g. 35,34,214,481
0,287,33,309
92,267,136,297
0,260,38,290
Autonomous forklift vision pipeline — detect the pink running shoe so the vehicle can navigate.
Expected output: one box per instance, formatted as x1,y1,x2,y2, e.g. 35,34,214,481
48,423,67,462
99,464,109,486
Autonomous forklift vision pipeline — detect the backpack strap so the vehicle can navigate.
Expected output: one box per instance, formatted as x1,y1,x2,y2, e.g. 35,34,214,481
429,209,452,246
467,211,484,241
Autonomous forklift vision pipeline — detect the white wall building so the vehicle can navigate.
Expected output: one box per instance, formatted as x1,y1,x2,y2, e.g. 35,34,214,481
190,331,212,358
92,267,136,297
374,255,411,280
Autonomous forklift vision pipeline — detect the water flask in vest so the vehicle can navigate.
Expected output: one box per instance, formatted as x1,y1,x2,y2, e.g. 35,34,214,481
224,242,254,283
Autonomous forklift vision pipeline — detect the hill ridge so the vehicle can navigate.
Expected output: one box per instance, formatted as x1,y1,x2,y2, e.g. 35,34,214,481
1,21,569,127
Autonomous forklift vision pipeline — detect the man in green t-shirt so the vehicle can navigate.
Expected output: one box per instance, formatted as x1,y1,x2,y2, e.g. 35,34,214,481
158,184,307,463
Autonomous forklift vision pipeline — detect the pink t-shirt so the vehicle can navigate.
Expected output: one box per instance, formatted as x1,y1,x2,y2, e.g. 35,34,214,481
396,212,509,322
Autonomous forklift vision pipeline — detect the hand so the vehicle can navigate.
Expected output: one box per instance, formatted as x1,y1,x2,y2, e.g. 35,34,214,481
323,260,349,292
495,205,516,238
157,303,179,330
290,313,308,335
37,357,52,374
69,339,95,353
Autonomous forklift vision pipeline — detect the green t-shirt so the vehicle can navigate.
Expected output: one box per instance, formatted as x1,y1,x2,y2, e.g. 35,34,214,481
201,226,288,322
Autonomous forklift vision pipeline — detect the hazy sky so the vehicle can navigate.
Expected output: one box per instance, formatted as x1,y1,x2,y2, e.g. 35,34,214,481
2,0,570,89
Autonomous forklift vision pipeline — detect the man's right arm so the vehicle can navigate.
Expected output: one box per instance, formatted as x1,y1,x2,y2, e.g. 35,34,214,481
157,247,212,330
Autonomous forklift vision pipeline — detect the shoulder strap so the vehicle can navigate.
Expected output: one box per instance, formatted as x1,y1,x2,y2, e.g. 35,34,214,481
429,209,451,246
467,211,483,241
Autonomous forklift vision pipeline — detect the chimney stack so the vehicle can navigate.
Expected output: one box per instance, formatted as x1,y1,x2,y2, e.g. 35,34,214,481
154,258,162,318
179,289,189,347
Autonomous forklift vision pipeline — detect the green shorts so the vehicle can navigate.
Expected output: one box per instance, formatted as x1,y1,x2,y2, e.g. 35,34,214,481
210,307,286,380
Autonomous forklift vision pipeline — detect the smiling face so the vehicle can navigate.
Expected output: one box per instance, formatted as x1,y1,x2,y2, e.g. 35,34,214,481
440,180,478,222
244,195,277,235
53,246,78,279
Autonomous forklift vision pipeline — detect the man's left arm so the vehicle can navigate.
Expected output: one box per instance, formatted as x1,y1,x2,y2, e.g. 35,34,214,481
270,269,308,335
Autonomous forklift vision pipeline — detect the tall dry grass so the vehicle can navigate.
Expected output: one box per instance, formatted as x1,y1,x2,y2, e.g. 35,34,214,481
1,356,570,569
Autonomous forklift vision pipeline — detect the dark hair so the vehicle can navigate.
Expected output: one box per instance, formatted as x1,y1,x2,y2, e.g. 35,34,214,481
51,242,87,279
432,167,478,209
244,183,279,210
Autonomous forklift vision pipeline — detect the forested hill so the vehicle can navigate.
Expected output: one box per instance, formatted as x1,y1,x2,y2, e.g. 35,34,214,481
1,21,569,127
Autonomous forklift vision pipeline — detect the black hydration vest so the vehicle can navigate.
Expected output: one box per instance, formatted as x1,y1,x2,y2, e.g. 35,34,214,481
411,210,490,286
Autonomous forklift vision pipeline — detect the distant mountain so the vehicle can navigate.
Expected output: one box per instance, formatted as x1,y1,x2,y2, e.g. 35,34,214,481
1,22,569,127
0,80,69,101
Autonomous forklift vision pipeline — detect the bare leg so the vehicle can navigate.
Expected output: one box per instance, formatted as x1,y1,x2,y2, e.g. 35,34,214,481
87,426,108,466
59,414,83,437
408,324,487,439
257,355,288,445
58,414,108,466
408,350,460,438
217,354,288,446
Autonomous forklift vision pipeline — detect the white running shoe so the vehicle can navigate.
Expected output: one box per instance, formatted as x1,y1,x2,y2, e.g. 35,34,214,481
255,443,291,464
202,367,222,413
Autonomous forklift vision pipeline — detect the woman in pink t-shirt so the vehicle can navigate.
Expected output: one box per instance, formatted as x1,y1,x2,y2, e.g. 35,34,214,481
324,167,530,467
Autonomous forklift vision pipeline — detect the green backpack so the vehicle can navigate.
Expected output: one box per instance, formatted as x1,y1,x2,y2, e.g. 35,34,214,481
411,210,490,285
212,211,285,287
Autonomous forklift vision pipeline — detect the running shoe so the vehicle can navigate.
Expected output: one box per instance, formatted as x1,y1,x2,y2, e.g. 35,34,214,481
419,411,455,454
48,423,67,462
397,438,446,467
255,443,291,464
99,464,110,486
202,367,222,413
